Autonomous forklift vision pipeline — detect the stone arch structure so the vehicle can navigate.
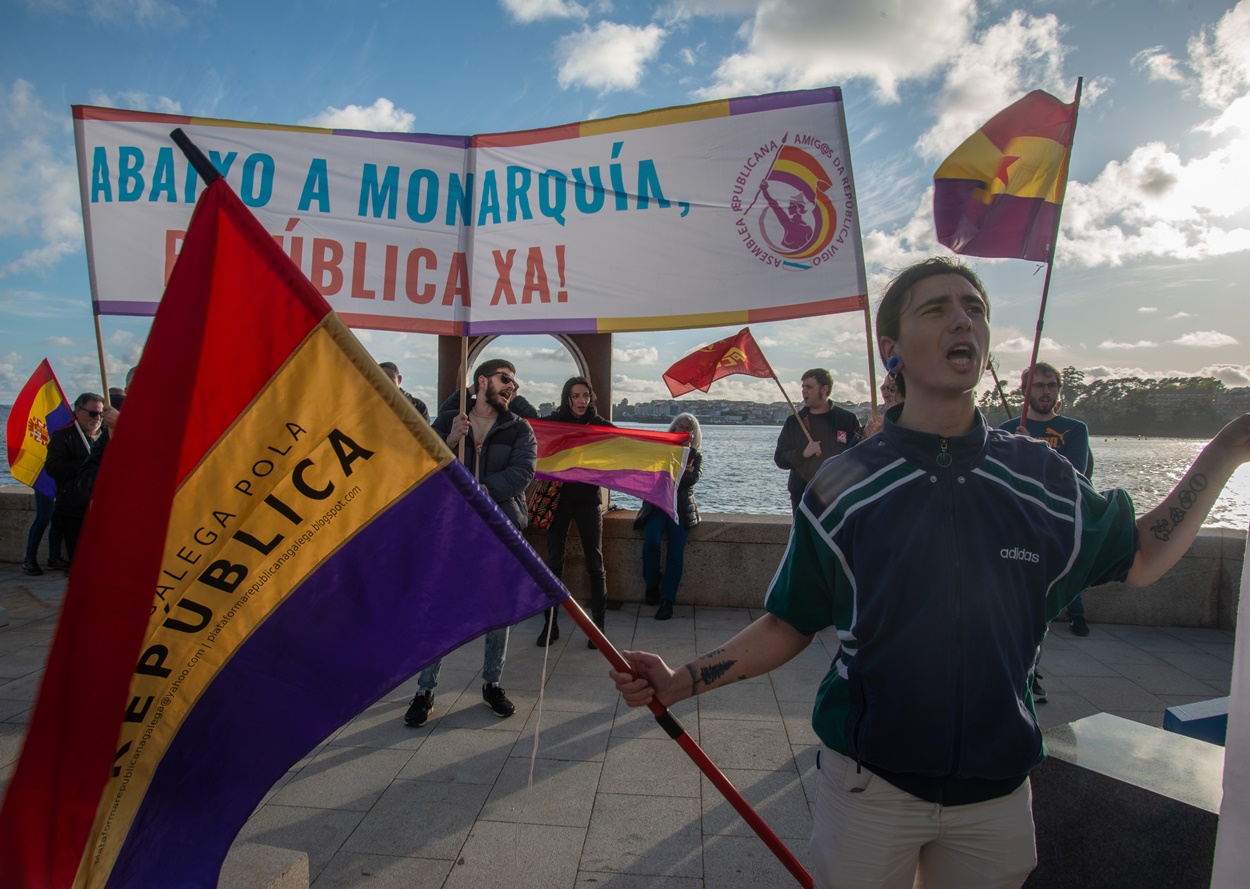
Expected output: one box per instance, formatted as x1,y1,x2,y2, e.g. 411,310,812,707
436,333,614,418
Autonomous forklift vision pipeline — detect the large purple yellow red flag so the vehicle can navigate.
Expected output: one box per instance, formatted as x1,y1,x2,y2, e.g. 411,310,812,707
5,359,73,498
0,176,568,888
933,89,1078,262
530,419,690,520
662,327,774,398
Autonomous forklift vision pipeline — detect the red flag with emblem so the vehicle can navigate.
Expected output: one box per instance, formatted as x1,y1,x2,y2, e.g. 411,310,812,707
662,327,775,397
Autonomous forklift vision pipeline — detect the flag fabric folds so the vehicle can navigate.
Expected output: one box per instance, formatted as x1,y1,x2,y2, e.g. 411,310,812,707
0,178,569,889
662,327,774,398
530,419,690,520
933,90,1078,262
5,358,73,498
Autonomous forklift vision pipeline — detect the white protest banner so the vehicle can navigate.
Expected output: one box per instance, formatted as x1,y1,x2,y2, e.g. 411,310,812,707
74,88,866,335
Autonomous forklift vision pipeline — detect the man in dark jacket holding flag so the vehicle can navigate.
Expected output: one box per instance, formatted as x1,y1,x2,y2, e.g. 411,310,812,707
773,367,862,512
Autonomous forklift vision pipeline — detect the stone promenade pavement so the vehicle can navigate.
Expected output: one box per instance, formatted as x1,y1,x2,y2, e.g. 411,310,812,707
0,563,1235,887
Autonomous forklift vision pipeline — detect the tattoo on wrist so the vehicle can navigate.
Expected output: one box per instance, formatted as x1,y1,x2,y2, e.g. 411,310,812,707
1151,473,1208,541
686,652,738,696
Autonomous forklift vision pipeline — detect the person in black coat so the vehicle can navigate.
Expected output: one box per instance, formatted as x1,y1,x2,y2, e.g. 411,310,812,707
634,412,702,620
537,376,614,648
45,392,110,561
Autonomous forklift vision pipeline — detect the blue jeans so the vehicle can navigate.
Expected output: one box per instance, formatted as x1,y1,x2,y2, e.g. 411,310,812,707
643,512,690,603
417,626,509,692
25,491,63,563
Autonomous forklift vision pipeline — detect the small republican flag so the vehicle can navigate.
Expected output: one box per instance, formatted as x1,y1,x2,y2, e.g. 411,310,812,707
662,327,775,397
5,358,73,498
933,89,1078,263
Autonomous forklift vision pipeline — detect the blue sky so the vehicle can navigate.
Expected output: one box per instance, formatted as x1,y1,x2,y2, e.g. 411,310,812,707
1,0,1247,411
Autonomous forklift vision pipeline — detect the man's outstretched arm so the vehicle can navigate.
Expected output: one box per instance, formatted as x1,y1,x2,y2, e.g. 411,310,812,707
1127,414,1250,586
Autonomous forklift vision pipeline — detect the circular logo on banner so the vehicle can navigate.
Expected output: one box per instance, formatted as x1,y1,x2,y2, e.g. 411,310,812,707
729,135,854,270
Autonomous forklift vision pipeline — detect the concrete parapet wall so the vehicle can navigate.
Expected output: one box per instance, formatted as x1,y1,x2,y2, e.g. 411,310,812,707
2,487,1243,629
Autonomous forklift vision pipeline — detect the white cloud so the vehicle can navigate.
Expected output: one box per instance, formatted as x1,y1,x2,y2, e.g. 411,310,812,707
1131,47,1187,84
44,335,73,346
1172,330,1239,347
1098,339,1158,349
299,98,415,132
500,0,588,23
995,336,1063,354
88,90,182,114
1201,363,1250,386
613,345,659,364
556,22,666,93
1138,306,1157,313
915,12,1077,161
689,0,975,103
1062,1,1250,267
1169,311,1196,320
0,81,83,277
85,0,191,27
1188,0,1250,108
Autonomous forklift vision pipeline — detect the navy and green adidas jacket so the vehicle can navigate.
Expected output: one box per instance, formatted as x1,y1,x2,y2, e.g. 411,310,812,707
765,408,1138,805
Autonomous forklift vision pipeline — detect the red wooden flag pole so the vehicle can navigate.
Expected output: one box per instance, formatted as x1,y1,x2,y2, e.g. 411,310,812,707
562,597,813,888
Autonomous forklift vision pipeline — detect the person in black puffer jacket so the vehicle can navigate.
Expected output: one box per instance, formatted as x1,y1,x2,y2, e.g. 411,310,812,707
537,376,614,648
633,412,702,621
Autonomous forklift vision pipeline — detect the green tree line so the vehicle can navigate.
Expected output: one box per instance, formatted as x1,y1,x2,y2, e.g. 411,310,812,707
979,366,1243,437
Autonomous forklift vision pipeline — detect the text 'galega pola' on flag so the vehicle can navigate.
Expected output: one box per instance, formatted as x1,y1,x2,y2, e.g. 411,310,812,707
932,89,1078,263
0,175,568,889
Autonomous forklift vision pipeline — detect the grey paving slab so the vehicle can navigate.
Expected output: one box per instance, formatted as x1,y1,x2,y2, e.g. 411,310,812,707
768,669,827,704
598,736,702,798
1062,638,1167,665
698,717,799,773
512,702,613,763
702,833,811,889
340,778,491,860
609,695,700,742
232,804,367,883
700,766,812,841
269,746,414,812
1036,647,1122,678
441,821,585,889
777,700,819,747
1155,648,1237,681
480,756,603,828
0,696,31,723
536,672,623,713
311,851,452,889
1108,662,1226,696
1102,625,1202,652
398,726,519,784
1058,676,1168,716
1161,627,1235,645
580,792,703,878
695,679,782,722
331,700,433,751
575,872,703,888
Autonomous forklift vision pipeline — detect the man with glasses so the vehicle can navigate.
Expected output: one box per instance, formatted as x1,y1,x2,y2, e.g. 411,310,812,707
1002,362,1093,645
45,392,111,563
403,359,537,727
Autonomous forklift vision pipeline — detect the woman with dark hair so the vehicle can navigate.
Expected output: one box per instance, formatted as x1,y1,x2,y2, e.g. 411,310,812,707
537,376,615,648
634,412,702,620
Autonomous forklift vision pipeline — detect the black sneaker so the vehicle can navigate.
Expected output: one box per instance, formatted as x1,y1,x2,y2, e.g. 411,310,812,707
482,683,515,718
1070,615,1090,637
47,557,69,570
655,601,673,621
22,559,42,576
1031,675,1047,704
404,691,433,727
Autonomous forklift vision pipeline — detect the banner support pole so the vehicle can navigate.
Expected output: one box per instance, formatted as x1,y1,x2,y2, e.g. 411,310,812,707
772,374,813,444
92,314,110,407
458,336,468,462
1020,77,1083,428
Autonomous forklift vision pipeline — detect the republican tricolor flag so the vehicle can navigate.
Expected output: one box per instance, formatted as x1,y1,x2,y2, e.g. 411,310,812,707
5,359,74,498
933,89,1079,263
530,420,690,519
0,176,568,888
662,327,774,398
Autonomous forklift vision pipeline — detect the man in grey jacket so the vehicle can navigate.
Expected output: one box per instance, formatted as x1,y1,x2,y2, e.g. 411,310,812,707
404,358,537,726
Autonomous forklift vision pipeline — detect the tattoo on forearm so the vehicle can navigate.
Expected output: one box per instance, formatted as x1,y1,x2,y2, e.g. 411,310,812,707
1151,473,1208,541
686,649,738,696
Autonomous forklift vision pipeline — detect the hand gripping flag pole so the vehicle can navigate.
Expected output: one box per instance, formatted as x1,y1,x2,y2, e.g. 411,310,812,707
566,596,814,888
